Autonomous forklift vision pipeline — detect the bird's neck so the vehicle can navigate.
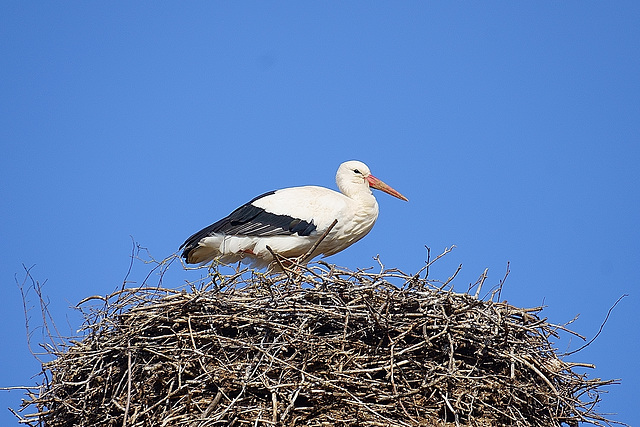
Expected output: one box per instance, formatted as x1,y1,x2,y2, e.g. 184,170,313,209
338,182,379,213
339,181,372,199
350,189,379,213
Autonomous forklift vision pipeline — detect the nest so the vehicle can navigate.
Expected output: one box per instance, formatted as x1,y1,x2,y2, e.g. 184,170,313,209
15,259,618,426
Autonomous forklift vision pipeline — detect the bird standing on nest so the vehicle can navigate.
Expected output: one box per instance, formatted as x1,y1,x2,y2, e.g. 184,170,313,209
180,160,408,269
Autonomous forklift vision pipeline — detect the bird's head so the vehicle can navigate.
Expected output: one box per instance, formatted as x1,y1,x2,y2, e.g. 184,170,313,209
336,160,408,201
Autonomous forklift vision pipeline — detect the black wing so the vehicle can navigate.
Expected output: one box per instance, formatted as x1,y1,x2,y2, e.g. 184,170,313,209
180,191,317,255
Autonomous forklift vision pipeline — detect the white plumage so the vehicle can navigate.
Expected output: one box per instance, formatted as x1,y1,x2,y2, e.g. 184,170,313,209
180,160,407,269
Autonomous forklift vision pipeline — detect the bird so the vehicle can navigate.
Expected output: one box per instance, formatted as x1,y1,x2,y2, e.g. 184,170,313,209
180,160,408,269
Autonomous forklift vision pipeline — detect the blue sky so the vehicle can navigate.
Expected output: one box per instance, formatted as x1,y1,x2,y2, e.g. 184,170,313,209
1,2,639,425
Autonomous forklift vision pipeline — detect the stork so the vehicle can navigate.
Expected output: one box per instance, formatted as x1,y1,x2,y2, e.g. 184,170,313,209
180,160,407,269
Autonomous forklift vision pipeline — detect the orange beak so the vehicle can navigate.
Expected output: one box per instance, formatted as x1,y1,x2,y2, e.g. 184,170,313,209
366,175,408,201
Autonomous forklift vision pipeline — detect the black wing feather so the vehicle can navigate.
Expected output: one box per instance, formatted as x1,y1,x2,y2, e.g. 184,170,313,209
180,190,317,257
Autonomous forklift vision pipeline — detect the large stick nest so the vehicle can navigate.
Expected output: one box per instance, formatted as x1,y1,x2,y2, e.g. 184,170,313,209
16,259,617,426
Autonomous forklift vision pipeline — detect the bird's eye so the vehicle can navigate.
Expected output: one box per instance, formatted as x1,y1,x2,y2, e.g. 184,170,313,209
353,169,361,175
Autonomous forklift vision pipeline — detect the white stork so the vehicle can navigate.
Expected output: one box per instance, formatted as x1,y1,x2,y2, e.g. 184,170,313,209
180,160,408,268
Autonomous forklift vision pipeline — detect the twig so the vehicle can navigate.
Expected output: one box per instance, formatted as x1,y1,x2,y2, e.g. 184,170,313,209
471,268,489,298
298,218,339,264
413,245,456,280
439,263,462,290
489,262,510,302
564,294,627,356
121,236,137,291
122,340,132,427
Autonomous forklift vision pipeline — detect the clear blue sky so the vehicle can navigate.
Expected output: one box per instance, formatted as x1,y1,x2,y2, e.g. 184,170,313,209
1,3,638,425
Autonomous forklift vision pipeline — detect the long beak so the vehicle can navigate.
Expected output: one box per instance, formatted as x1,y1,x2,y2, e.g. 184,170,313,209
367,175,409,201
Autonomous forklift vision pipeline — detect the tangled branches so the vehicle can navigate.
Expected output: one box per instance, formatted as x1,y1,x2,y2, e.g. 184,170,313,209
13,258,619,426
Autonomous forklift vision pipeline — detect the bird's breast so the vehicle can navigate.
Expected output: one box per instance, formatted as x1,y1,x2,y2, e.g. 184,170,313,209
319,194,379,256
